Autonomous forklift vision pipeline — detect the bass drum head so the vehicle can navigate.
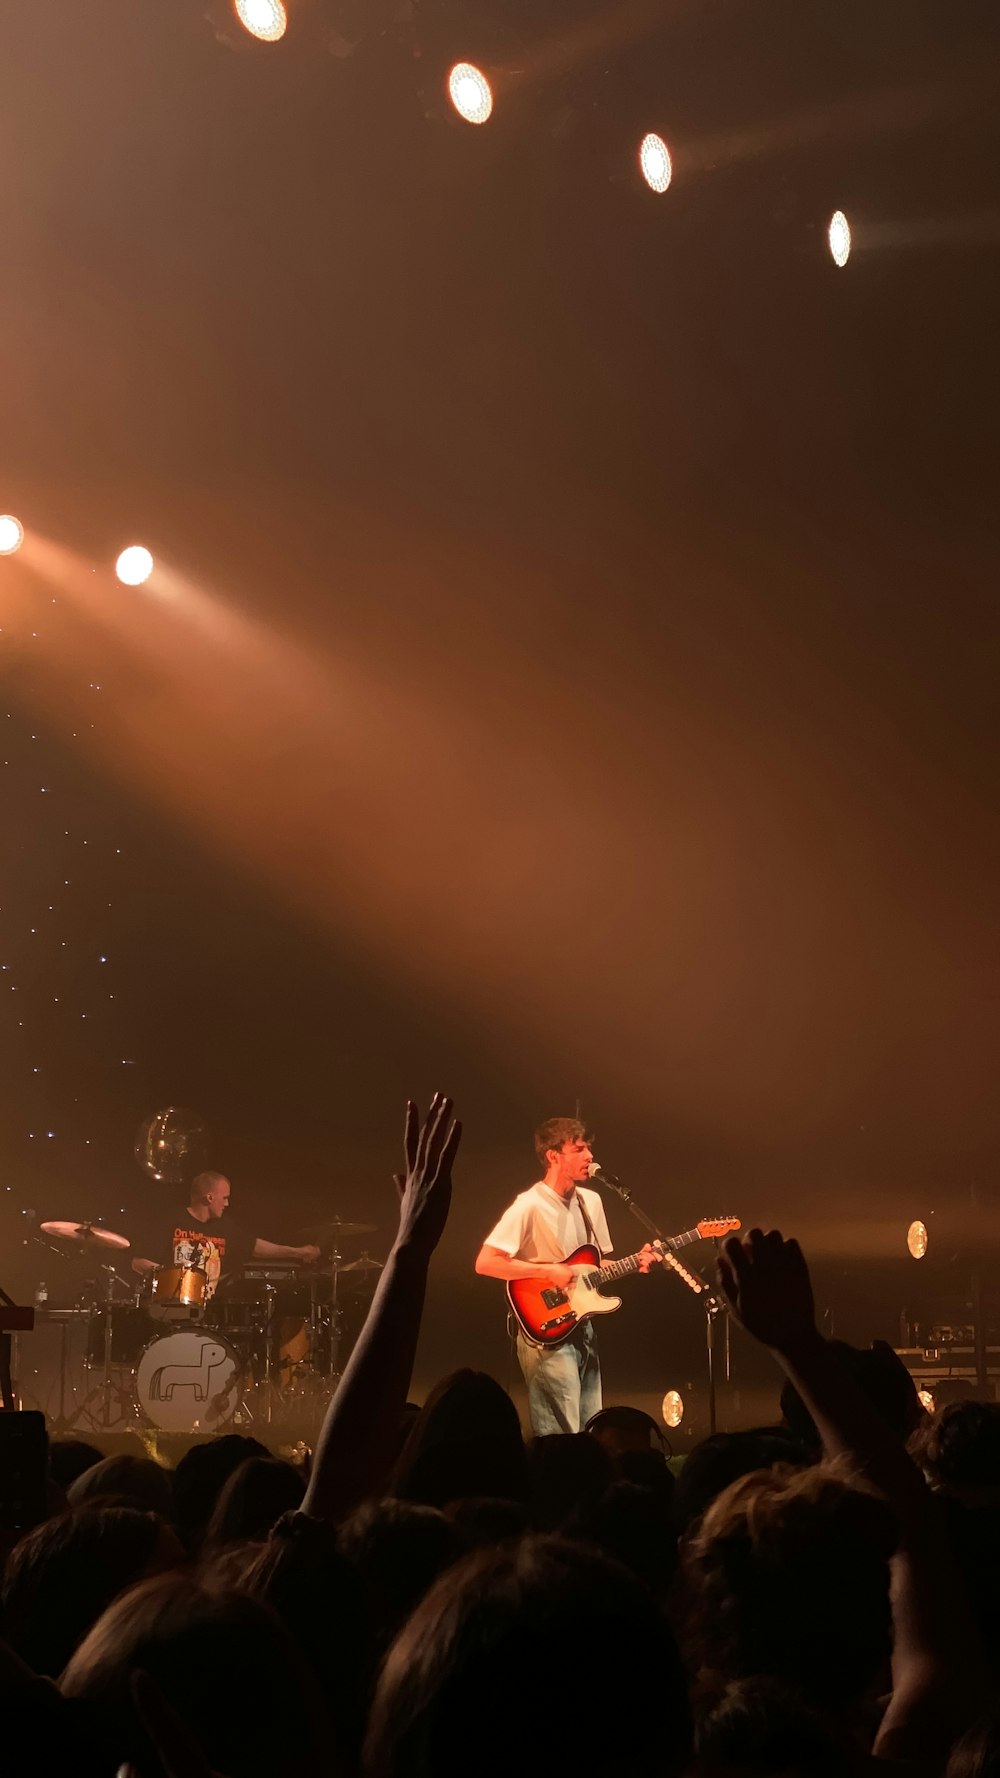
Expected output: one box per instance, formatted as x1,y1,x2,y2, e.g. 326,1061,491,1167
135,1329,242,1433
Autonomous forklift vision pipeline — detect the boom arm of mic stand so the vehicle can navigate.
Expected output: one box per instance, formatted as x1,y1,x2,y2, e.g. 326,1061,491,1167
598,1175,722,1306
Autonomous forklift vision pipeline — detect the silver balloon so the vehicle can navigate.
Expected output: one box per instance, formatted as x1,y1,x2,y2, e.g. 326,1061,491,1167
135,1107,208,1185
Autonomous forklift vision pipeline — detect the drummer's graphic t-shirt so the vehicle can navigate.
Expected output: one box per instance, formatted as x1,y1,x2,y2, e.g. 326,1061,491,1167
169,1215,251,1302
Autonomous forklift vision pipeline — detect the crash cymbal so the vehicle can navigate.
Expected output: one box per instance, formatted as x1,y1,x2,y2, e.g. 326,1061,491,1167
296,1219,377,1240
337,1255,384,1274
40,1220,131,1253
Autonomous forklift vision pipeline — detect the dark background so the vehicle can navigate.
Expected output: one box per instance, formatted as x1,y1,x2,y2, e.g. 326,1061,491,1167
1,0,998,1414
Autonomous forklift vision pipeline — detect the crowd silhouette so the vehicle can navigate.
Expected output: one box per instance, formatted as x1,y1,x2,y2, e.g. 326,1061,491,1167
2,1094,998,1778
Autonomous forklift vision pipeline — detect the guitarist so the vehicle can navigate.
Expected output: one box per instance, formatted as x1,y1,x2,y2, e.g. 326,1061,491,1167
475,1117,661,1435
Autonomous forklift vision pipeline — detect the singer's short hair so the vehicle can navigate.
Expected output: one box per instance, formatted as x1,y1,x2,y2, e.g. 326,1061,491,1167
534,1117,588,1166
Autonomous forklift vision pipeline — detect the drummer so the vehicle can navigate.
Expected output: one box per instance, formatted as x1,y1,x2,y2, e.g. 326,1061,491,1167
131,1171,319,1305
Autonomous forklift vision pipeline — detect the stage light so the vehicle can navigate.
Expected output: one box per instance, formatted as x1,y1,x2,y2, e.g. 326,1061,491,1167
661,1388,684,1429
234,0,287,42
115,546,154,587
448,63,493,125
907,1219,929,1260
0,515,24,555
639,133,672,194
917,1389,935,1413
828,209,851,267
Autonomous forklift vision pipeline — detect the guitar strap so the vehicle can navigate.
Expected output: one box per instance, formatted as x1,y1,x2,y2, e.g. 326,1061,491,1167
574,1188,597,1250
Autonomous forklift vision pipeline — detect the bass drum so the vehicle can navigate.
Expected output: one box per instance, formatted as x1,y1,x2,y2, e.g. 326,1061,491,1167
135,1328,243,1434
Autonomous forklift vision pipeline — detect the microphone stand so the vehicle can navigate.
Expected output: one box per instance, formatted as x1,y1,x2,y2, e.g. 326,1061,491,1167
594,1170,729,1436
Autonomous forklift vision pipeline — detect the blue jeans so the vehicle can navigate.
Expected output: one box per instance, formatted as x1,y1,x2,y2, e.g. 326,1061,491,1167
517,1319,602,1435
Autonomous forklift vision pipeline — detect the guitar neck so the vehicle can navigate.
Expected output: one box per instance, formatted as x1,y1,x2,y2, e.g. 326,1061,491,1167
581,1226,708,1288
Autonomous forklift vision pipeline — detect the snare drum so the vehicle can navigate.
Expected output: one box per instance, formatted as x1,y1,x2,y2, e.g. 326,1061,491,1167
151,1264,207,1310
134,1327,243,1433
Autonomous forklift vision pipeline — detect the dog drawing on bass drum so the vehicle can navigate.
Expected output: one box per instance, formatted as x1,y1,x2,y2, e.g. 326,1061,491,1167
148,1340,227,1404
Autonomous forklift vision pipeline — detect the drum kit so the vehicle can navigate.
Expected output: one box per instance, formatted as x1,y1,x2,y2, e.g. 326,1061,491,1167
34,1216,382,1439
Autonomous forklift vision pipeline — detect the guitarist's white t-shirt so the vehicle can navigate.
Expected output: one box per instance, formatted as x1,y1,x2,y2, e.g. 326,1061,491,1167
484,1182,613,1263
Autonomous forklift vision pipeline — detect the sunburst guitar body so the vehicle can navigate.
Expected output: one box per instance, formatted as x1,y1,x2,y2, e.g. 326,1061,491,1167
506,1219,740,1347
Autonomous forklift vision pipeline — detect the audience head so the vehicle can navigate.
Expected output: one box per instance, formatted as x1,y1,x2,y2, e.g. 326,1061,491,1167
781,1340,923,1453
947,1711,1000,1778
2,1505,180,1677
390,1370,527,1507
527,1432,613,1530
67,1452,174,1518
578,1479,678,1598
239,1512,373,1769
682,1460,896,1714
446,1496,533,1547
202,1456,305,1550
673,1429,804,1536
586,1403,669,1461
696,1676,850,1778
61,1573,331,1778
48,1440,103,1493
339,1498,466,1653
365,1533,691,1778
915,1399,1000,1494
172,1432,269,1553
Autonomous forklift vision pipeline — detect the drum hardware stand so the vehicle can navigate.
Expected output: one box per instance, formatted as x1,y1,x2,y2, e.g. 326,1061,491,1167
68,1266,140,1434
596,1170,730,1435
327,1245,344,1384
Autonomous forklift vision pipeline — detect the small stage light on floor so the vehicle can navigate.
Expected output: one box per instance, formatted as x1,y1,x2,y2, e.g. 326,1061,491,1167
828,209,851,266
234,0,287,42
0,514,24,555
115,546,154,587
661,1388,684,1429
639,133,672,194
448,63,493,125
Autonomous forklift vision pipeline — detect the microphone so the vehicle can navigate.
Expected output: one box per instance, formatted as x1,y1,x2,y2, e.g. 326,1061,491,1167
587,1162,626,1193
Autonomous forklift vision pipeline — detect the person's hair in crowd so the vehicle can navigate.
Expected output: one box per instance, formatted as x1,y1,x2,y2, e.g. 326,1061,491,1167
681,1459,897,1718
171,1432,269,1553
696,1676,851,1778
201,1455,305,1550
672,1428,805,1537
61,1572,333,1778
66,1452,174,1519
48,1439,103,1493
1,1505,181,1678
527,1431,613,1530
237,1511,374,1770
915,1399,1000,1494
390,1369,528,1507
338,1498,467,1656
364,1533,692,1778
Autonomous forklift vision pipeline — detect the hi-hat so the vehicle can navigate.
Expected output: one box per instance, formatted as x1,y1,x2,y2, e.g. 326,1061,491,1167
296,1218,376,1240
40,1221,131,1253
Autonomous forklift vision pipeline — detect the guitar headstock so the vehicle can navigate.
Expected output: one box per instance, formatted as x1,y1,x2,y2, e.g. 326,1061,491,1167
696,1217,742,1240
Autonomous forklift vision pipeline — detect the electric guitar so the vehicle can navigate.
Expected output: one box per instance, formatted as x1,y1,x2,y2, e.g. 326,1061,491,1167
506,1218,741,1347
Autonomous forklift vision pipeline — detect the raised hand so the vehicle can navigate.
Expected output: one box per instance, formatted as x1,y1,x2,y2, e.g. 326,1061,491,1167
717,1227,817,1352
393,1093,461,1259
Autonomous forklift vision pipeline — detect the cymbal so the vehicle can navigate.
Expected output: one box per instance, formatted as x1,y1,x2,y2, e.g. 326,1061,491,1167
337,1255,384,1274
40,1220,131,1253
296,1219,377,1240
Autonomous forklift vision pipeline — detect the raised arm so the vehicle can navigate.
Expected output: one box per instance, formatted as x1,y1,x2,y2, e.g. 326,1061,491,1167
717,1228,984,1764
301,1094,460,1523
